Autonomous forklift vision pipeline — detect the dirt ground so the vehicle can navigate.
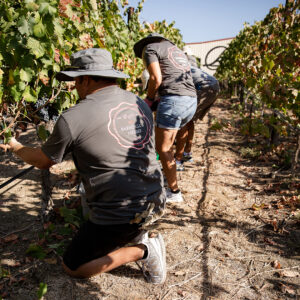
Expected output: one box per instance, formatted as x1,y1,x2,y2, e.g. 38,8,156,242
0,98,299,300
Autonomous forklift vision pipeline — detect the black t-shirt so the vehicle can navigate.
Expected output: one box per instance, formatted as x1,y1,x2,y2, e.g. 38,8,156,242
42,85,165,225
143,40,196,97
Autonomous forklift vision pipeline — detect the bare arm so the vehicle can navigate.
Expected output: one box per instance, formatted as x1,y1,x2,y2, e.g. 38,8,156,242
147,61,162,100
7,138,55,169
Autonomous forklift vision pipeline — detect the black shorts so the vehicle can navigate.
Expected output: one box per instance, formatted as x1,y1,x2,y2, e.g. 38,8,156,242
63,220,143,271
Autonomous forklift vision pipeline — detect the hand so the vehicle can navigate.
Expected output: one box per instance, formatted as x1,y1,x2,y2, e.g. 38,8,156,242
8,137,21,150
0,137,21,153
144,97,160,112
0,142,10,152
144,97,155,108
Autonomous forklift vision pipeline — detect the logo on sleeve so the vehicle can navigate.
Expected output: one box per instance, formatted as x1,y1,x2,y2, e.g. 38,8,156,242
108,102,151,150
168,46,190,72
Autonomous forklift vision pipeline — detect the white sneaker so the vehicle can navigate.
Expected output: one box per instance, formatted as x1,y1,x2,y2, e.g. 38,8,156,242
131,231,149,244
139,233,166,284
166,189,184,203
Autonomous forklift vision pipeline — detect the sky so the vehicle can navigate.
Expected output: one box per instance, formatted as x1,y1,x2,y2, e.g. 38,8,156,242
127,0,285,43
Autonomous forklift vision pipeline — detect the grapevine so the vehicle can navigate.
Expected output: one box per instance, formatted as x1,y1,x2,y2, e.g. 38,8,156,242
0,0,185,141
215,1,300,170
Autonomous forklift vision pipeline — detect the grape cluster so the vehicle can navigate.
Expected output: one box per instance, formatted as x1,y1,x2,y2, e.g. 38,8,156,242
32,98,59,123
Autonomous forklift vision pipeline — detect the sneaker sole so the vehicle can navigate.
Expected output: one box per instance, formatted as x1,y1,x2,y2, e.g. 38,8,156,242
156,233,166,284
166,198,184,203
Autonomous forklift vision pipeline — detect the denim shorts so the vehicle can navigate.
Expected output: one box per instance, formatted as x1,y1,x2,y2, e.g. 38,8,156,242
156,95,197,129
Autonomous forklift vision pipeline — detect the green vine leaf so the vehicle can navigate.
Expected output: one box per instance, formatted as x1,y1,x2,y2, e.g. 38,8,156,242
38,125,50,141
27,37,45,58
17,17,30,36
39,3,57,16
23,86,37,103
33,21,46,38
37,282,48,299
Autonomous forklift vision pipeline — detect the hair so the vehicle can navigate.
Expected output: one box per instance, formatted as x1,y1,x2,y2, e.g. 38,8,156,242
89,76,117,84
76,76,117,84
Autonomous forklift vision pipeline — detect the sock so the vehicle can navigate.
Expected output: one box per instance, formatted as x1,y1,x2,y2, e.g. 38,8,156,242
171,189,180,194
142,248,148,259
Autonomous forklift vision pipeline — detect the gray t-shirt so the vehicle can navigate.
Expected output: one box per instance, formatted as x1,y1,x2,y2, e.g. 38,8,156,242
187,55,198,68
143,40,197,97
42,85,165,225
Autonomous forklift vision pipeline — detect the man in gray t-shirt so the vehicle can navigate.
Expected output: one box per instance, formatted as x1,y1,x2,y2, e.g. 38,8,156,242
5,48,167,284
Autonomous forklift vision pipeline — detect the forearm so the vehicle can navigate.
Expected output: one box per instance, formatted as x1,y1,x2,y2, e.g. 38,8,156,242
10,140,54,169
147,79,160,99
147,62,162,99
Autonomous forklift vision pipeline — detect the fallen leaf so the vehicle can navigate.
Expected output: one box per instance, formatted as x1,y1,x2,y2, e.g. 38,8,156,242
264,237,276,245
272,260,281,269
170,210,177,216
252,203,265,211
196,245,204,251
281,270,299,278
177,290,187,297
0,259,20,267
25,257,33,263
4,234,18,243
174,270,186,276
280,283,296,295
272,219,278,231
44,257,57,265
51,233,64,240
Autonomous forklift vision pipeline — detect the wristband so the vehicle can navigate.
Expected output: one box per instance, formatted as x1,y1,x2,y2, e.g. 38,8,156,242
144,97,155,109
146,96,154,101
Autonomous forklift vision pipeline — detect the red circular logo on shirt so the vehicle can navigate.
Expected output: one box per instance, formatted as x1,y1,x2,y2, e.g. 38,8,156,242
108,102,151,150
168,46,191,72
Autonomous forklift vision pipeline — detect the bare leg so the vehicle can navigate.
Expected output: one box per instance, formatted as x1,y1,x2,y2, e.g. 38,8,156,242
155,127,178,191
174,122,191,161
184,121,195,153
62,244,145,278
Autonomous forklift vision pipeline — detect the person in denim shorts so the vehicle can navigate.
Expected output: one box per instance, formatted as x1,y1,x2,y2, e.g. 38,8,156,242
134,33,197,203
174,47,220,164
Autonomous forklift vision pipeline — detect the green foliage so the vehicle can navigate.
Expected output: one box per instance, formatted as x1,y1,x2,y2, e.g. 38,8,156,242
210,118,230,131
59,206,82,227
37,282,48,299
0,0,184,137
26,243,47,259
37,124,50,141
239,146,262,159
1,123,12,143
0,266,10,279
216,2,299,133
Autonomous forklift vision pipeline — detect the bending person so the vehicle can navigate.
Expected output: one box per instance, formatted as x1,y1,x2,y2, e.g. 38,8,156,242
175,49,220,164
4,48,166,284
134,33,197,203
